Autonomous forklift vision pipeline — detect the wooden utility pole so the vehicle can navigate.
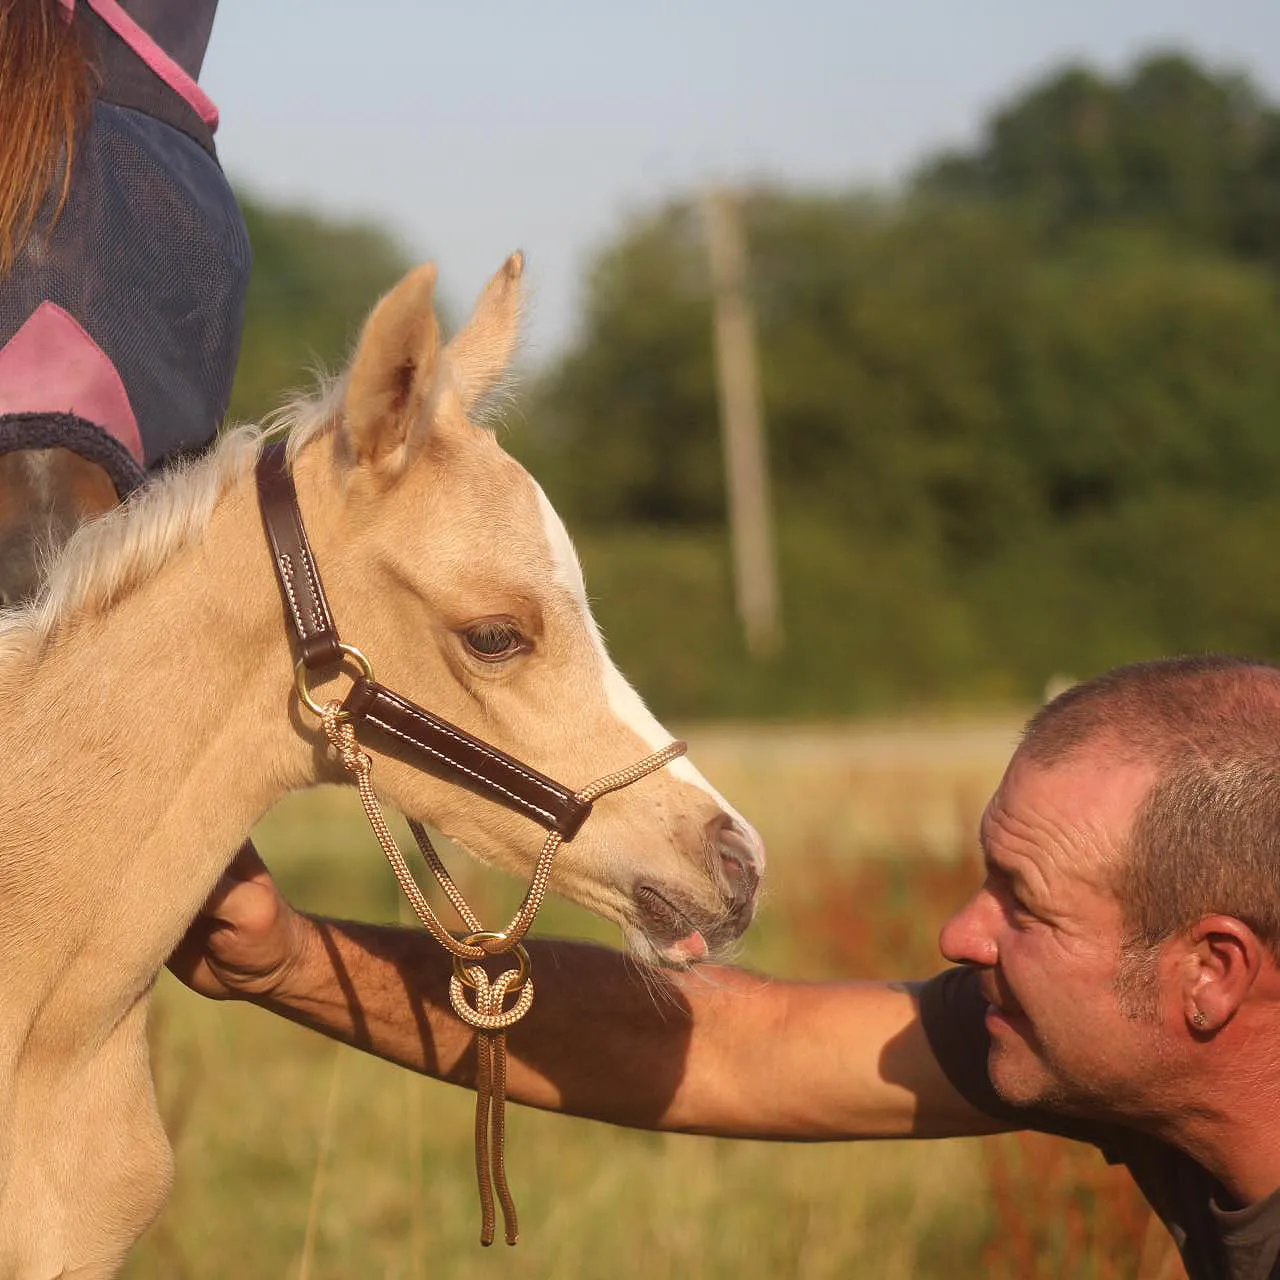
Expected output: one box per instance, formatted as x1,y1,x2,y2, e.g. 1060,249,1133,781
703,188,782,658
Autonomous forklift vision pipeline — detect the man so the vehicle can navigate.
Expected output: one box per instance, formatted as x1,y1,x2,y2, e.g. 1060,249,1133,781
170,654,1280,1280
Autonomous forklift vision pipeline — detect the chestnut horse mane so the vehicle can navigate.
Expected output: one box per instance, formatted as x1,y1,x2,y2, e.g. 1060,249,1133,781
0,1,93,275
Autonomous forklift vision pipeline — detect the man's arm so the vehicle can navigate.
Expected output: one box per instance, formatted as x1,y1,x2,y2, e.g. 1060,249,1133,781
169,847,1008,1142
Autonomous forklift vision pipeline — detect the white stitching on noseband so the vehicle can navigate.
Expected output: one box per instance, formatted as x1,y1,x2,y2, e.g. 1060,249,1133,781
368,711,562,827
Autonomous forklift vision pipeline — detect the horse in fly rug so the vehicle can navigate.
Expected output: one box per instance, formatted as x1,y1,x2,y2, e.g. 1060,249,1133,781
0,0,248,608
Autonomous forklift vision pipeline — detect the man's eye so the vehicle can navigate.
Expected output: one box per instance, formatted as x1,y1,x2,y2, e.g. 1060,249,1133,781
1008,893,1036,922
462,620,528,662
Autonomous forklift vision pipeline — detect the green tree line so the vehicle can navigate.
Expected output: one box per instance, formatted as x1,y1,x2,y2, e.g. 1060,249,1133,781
227,193,409,426
234,51,1280,719
508,51,1280,716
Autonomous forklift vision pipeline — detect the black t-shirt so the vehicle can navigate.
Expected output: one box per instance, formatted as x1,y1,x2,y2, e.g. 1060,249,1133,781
918,967,1280,1280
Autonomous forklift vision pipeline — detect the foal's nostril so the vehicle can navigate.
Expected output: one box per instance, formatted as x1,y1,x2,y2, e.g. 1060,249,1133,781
706,813,763,909
720,848,760,906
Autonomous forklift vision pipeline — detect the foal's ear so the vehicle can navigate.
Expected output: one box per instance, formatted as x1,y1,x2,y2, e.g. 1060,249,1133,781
443,252,524,415
342,263,441,472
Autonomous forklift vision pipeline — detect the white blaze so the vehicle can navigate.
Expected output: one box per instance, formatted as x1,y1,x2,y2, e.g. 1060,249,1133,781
534,483,734,807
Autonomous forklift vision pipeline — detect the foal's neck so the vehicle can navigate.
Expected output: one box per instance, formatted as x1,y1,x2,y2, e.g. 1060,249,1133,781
2,436,346,975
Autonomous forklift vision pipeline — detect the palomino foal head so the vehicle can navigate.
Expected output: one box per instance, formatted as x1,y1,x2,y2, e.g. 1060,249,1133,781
295,254,764,963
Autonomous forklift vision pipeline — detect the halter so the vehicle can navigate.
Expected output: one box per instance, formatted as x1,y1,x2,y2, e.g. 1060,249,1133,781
256,441,685,1245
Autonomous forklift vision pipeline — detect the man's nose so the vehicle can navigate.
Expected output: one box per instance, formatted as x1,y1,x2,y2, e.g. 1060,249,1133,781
938,891,999,968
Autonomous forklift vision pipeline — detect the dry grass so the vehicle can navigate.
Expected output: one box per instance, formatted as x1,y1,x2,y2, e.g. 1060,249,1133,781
123,714,1184,1279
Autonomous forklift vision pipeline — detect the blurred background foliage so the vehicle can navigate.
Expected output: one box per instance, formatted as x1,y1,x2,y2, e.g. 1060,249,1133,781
225,195,410,425
232,50,1280,720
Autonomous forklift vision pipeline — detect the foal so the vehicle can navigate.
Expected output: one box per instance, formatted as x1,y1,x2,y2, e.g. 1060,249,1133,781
0,255,764,1277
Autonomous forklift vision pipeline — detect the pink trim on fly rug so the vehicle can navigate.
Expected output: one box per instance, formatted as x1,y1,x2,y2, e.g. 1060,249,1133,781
0,303,144,464
58,0,219,130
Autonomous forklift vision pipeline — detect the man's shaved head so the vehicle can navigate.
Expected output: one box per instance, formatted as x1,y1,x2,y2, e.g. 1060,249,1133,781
1022,656,1280,962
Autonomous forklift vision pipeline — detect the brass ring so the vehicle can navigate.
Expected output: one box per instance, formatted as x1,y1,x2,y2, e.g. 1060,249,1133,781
452,932,531,992
294,643,375,720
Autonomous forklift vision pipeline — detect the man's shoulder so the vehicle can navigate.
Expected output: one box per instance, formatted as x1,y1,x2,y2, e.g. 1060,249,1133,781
915,970,1280,1278
916,967,1010,1123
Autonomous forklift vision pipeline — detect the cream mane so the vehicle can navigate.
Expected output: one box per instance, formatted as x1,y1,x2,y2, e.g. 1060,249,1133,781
0,382,342,658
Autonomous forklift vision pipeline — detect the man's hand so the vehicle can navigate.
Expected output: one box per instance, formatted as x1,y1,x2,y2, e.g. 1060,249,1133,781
167,842,312,1000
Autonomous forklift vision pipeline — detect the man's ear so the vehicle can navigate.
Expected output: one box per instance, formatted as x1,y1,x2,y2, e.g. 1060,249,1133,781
341,263,440,475
1181,915,1264,1033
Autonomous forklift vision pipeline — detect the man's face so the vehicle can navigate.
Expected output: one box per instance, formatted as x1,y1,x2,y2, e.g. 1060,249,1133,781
938,743,1174,1117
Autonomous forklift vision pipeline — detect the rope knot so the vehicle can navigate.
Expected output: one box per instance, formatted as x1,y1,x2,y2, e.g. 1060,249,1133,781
449,942,535,1030
312,711,687,1248
321,701,372,775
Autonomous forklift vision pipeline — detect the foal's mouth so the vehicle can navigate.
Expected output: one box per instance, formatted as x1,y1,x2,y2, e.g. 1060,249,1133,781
632,884,737,967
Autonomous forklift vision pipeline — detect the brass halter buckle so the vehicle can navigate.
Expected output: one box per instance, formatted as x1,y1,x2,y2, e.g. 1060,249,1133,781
293,643,374,720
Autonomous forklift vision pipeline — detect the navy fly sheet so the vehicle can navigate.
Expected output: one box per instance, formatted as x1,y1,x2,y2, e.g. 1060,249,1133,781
0,0,249,499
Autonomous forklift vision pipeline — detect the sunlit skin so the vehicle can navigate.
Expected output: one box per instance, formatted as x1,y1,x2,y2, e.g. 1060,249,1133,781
938,741,1280,1203
938,746,1173,1117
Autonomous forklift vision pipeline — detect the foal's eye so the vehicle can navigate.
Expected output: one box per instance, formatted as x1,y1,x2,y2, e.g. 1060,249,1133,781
462,619,528,662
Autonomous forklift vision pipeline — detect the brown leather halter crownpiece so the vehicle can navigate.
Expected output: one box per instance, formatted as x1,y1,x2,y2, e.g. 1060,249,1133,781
255,440,685,1246
256,440,594,838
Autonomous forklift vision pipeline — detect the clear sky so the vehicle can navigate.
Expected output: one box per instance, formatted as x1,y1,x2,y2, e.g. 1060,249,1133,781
201,1,1280,365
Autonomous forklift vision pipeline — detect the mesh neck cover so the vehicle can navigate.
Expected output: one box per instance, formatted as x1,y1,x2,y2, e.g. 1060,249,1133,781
0,3,249,498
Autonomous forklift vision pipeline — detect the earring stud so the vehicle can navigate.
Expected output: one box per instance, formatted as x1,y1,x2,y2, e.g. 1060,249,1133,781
1192,1010,1208,1028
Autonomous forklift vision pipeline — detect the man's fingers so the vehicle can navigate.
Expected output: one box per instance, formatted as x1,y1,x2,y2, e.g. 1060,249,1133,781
223,840,273,884
199,874,253,920
171,843,296,1001
197,843,281,923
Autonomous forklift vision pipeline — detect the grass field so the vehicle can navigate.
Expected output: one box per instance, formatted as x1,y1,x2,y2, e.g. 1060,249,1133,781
123,713,1184,1279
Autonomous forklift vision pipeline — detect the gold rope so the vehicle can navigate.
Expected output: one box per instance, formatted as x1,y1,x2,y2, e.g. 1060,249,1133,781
320,701,686,1245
